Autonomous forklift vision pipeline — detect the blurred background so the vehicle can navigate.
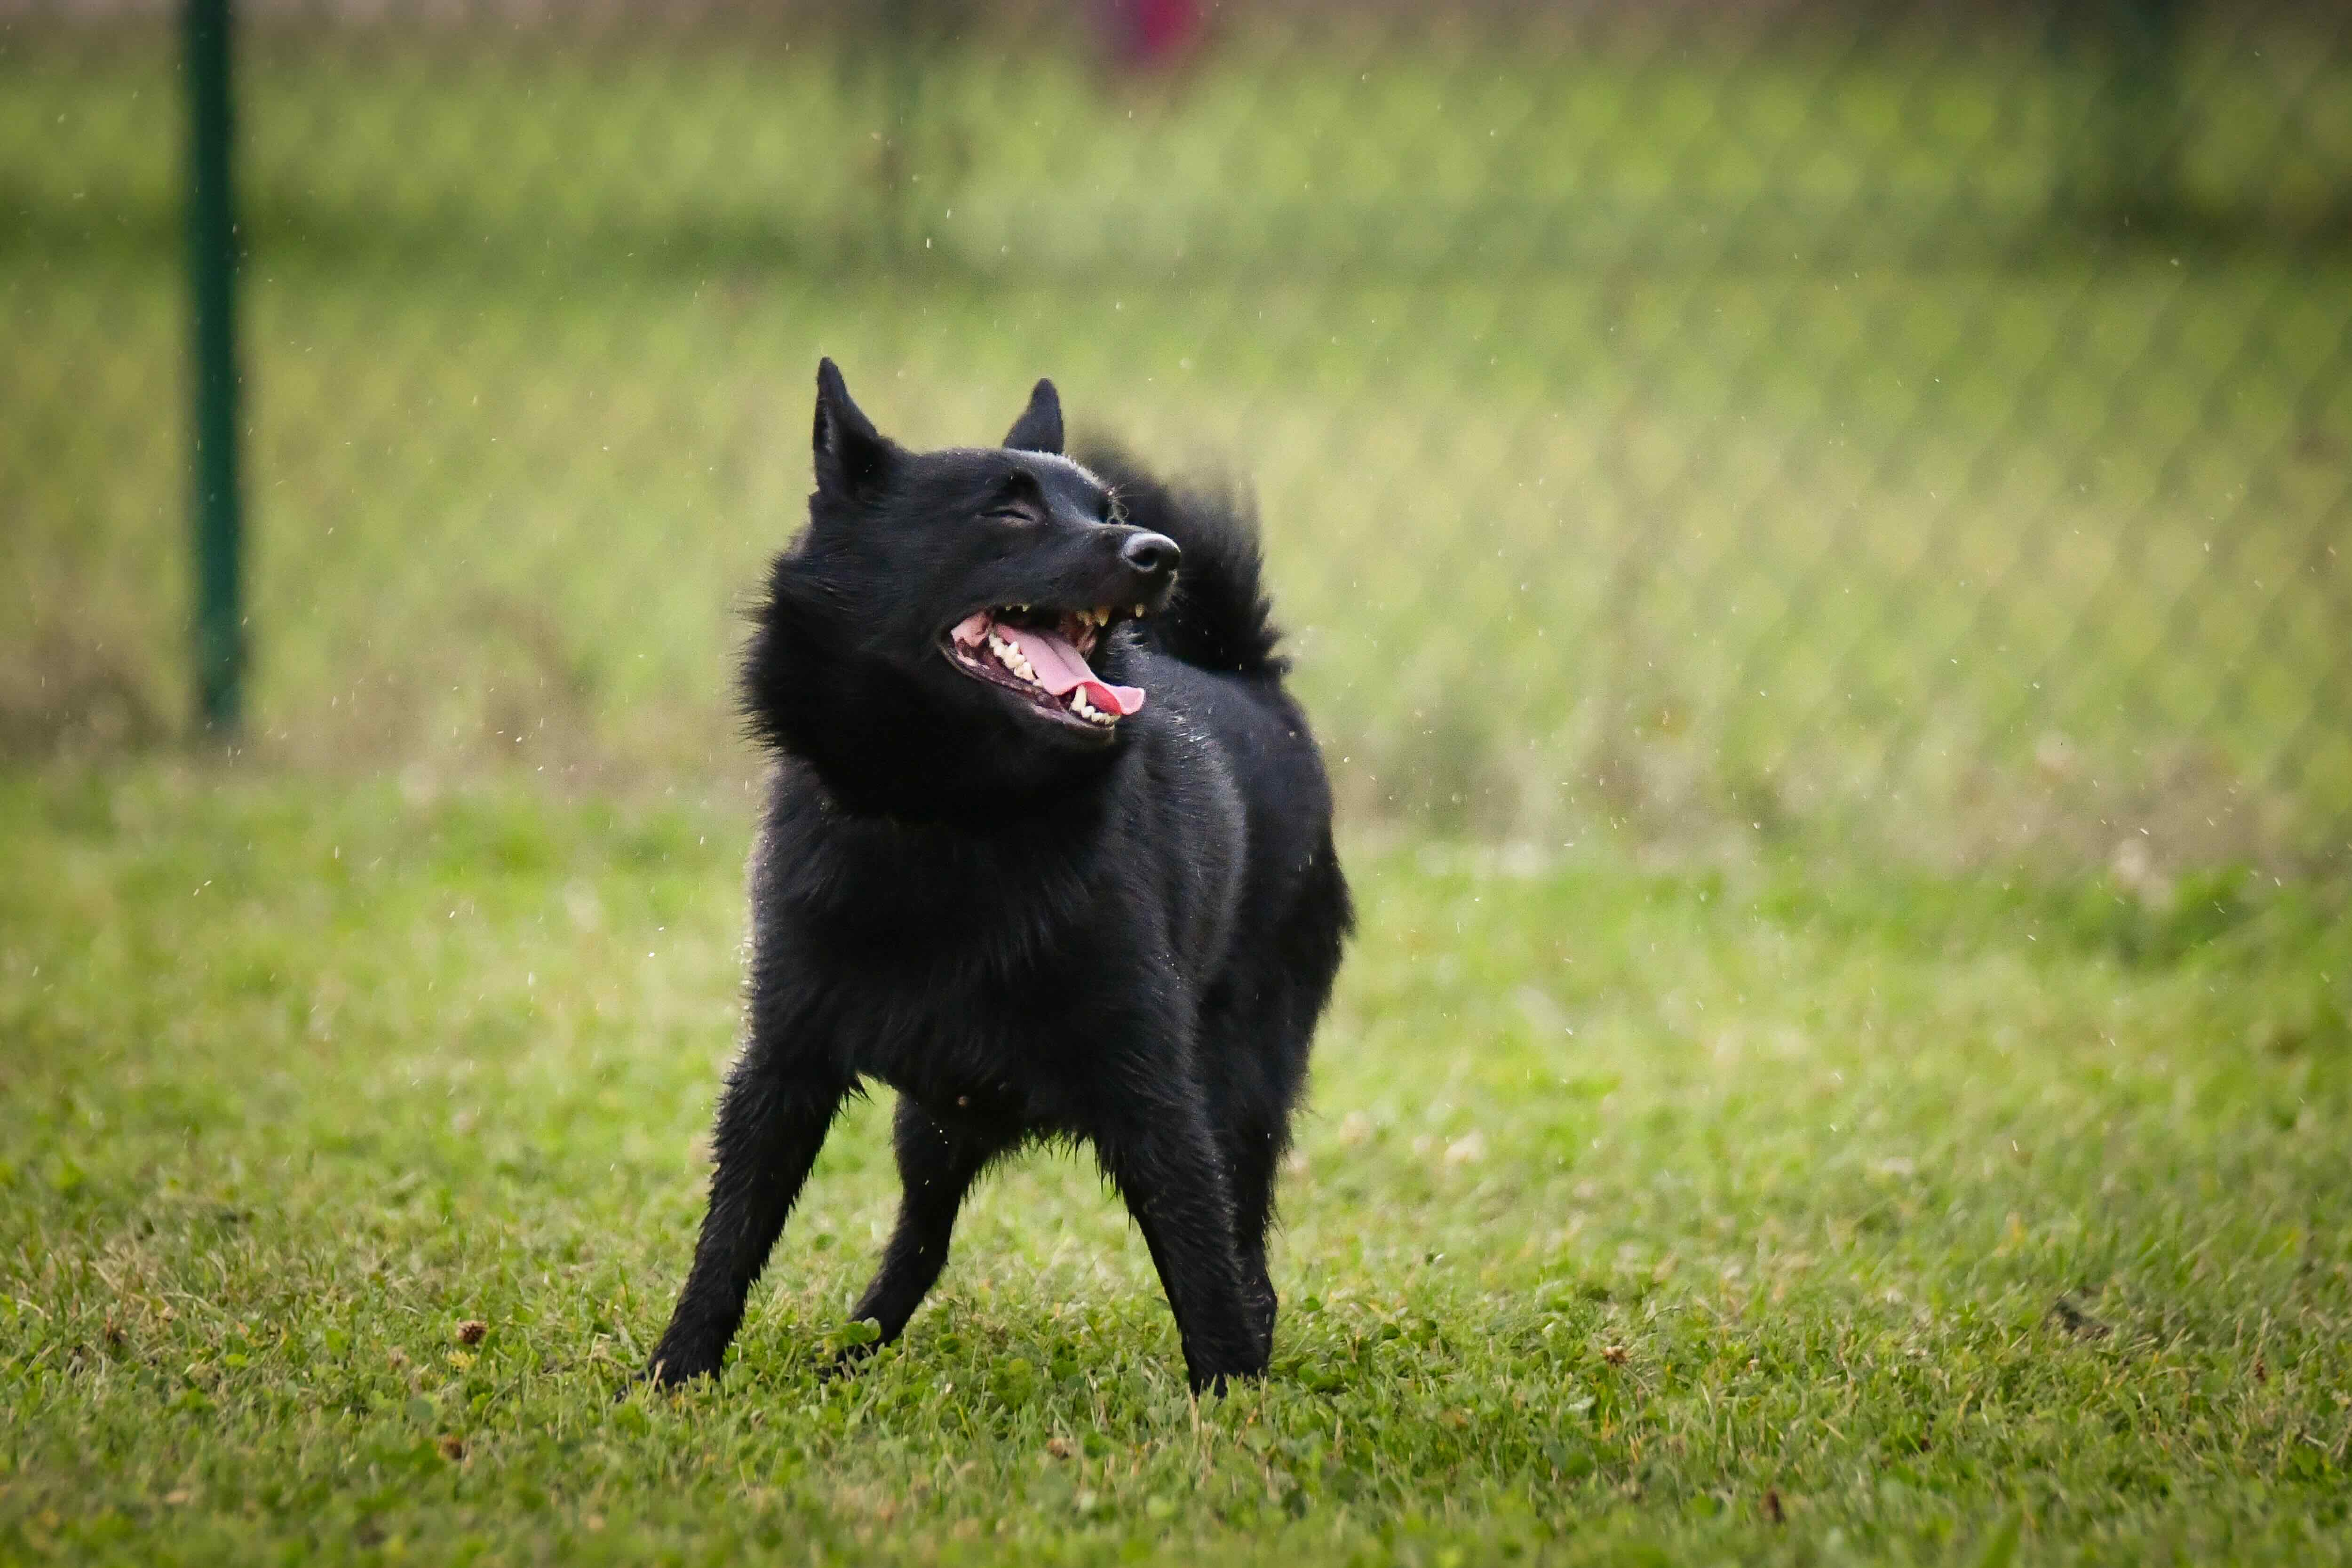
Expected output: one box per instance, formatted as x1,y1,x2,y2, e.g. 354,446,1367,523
5,0,2349,877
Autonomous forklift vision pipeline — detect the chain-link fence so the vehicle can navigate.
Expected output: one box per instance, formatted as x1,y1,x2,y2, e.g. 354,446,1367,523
6,0,2349,875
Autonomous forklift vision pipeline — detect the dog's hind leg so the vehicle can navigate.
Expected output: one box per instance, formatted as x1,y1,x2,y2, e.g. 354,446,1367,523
1096,1097,1266,1395
833,1098,1010,1371
646,1043,848,1389
1223,1110,1285,1364
1206,990,1316,1367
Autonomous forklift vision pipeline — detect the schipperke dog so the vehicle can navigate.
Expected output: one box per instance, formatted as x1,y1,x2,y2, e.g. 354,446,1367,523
644,360,1351,1396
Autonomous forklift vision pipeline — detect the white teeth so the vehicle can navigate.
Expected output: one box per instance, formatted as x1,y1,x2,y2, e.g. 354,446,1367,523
985,632,1040,686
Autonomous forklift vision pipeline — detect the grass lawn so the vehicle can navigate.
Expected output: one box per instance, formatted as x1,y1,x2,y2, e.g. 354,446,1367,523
3,764,2348,1564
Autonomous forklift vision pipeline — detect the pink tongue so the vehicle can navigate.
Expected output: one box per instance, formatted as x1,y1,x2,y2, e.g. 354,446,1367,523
998,623,1146,716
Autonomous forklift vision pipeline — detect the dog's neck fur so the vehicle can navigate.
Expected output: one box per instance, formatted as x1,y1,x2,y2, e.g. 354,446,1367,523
745,564,1131,828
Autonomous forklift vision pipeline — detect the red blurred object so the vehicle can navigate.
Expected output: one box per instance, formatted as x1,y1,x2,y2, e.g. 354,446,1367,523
1104,0,1204,72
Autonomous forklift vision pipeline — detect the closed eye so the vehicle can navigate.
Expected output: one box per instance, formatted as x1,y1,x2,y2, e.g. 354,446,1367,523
984,505,1038,524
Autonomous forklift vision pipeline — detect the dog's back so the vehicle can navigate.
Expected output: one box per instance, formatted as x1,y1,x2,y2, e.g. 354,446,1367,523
1083,444,1353,1158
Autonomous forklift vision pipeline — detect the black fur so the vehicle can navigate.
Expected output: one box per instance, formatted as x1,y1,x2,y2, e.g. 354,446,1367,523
645,361,1352,1396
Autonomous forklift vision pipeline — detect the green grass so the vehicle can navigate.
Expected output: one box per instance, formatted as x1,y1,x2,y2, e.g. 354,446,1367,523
3,764,2350,1564
4,24,2351,866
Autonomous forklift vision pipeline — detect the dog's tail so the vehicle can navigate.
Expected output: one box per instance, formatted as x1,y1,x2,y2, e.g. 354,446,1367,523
1079,443,1286,677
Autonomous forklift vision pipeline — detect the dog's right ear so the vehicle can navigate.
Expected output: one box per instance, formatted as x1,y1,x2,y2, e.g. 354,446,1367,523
1002,378,1065,455
813,358,895,499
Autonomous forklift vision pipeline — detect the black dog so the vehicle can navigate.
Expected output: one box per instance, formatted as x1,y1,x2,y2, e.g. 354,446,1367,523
645,361,1351,1395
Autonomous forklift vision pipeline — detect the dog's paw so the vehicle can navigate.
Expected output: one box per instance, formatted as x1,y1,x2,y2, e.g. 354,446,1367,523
817,1319,888,1383
1187,1361,1270,1399
817,1318,886,1380
636,1347,722,1395
615,1370,662,1404
817,1345,872,1384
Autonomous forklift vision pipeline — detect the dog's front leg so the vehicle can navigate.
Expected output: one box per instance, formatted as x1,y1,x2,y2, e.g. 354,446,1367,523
830,1097,1016,1376
646,1035,847,1388
1096,1097,1267,1395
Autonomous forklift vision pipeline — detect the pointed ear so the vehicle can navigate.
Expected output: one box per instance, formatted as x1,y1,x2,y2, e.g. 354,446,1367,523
1001,377,1064,455
812,357,894,498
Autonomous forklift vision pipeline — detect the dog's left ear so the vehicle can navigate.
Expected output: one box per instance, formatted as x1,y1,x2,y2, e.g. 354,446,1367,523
1002,378,1065,455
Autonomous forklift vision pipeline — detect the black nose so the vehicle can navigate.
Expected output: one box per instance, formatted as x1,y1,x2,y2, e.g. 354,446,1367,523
1121,531,1181,579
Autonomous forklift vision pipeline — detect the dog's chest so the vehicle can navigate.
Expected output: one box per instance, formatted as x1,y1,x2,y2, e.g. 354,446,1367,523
806,914,1136,1128
761,788,1180,1130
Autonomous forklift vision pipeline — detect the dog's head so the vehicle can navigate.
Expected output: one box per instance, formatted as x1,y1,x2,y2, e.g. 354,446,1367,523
744,359,1182,819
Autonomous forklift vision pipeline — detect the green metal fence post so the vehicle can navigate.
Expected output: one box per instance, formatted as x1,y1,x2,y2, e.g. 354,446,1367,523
186,0,245,735
2098,0,2187,228
2053,0,2190,233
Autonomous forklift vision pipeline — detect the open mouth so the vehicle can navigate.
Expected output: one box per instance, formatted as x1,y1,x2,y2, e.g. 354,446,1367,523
945,603,1149,730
